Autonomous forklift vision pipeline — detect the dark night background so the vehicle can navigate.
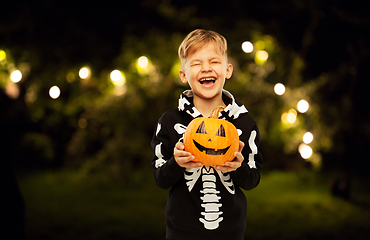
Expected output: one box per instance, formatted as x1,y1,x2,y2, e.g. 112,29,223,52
1,0,370,239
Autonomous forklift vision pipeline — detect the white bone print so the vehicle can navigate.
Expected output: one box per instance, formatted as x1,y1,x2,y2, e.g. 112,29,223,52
216,170,235,194
199,167,223,230
180,122,239,230
184,166,236,230
184,167,202,192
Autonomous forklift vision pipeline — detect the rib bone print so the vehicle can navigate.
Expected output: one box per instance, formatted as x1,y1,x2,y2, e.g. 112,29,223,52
184,166,235,230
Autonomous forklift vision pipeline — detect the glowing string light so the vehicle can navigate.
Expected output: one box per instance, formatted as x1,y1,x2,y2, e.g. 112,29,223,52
0,49,6,61
110,70,122,81
297,99,309,113
281,109,297,124
274,83,285,95
79,67,90,79
256,50,269,61
49,86,61,99
110,70,126,87
287,109,297,123
303,132,314,144
138,56,149,69
299,143,313,159
10,70,22,83
242,41,253,53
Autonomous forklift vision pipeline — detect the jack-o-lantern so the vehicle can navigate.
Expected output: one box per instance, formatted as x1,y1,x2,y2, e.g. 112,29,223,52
184,106,239,166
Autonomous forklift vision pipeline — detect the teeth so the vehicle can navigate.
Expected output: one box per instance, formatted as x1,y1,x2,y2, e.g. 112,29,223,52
200,78,216,82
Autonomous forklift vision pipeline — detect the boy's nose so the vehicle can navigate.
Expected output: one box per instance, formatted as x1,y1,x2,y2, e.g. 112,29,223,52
201,63,212,72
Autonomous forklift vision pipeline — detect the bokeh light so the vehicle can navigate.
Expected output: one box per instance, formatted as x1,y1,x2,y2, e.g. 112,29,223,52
110,70,126,87
0,49,6,62
281,109,297,124
78,118,87,129
10,70,22,83
110,70,122,82
79,67,90,79
274,83,285,95
299,143,313,159
303,132,314,144
254,40,266,50
66,72,76,83
297,99,309,113
257,50,269,61
242,41,253,53
287,109,297,123
5,83,20,99
255,50,269,65
138,56,149,69
49,86,61,99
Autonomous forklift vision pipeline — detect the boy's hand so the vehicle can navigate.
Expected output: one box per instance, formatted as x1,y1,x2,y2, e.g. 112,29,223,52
215,141,245,172
174,142,203,168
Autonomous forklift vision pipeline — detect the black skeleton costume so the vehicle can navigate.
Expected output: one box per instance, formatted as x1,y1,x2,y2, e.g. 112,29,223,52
151,89,262,240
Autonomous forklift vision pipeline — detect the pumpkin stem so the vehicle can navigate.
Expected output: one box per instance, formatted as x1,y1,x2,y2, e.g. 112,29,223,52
210,106,225,119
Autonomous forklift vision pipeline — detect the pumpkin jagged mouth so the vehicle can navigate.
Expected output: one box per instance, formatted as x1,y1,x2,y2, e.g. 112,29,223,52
193,140,230,155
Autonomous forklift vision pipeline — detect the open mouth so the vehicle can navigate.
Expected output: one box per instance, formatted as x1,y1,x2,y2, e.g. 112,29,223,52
199,77,216,85
193,140,230,155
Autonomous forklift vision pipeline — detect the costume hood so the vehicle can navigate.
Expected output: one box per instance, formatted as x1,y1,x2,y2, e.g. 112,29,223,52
178,89,248,121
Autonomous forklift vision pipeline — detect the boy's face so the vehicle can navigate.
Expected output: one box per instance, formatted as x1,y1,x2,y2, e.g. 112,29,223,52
179,42,233,101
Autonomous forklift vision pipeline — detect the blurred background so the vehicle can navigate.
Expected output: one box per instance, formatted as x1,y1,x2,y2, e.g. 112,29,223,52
1,0,369,239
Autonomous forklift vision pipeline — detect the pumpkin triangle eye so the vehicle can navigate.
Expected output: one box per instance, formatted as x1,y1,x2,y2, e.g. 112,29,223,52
196,121,207,134
216,124,225,137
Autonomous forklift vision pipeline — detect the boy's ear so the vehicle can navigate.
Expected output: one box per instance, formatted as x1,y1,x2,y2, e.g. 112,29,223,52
179,69,188,84
226,63,233,79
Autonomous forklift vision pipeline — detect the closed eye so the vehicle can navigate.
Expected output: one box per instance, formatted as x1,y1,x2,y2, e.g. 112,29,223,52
190,61,201,67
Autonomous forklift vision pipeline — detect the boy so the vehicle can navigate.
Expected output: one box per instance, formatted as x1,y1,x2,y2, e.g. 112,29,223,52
151,29,262,240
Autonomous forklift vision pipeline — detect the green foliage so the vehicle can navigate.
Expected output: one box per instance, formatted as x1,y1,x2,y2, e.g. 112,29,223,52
245,171,370,240
1,27,335,175
65,31,188,180
2,1,368,176
18,170,370,240
20,132,55,164
18,169,168,240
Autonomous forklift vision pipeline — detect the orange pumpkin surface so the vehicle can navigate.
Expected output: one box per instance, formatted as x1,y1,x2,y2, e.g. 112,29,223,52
183,106,239,166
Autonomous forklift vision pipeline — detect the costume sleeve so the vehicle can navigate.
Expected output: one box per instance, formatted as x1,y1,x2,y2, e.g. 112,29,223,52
151,116,184,190
230,122,262,190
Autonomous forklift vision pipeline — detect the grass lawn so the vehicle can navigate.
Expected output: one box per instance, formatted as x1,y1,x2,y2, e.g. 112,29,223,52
17,170,370,240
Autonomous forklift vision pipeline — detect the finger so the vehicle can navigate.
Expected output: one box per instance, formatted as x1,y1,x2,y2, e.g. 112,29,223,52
234,151,244,162
175,150,193,159
214,165,235,173
175,155,196,168
238,141,245,152
225,160,241,169
175,141,185,150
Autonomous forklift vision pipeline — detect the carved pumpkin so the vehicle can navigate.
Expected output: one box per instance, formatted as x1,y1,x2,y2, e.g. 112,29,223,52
184,106,239,166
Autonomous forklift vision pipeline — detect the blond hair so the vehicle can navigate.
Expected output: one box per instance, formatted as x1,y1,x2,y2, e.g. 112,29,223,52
178,29,228,64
